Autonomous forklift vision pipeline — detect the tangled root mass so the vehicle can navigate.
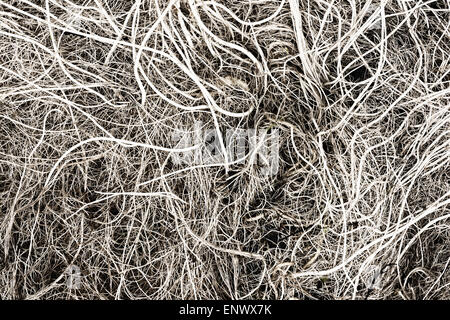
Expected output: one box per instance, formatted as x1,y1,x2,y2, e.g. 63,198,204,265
0,0,449,299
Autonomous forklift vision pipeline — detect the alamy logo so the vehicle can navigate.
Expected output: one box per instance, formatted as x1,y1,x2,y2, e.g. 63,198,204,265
171,121,279,176
363,265,383,290
366,5,382,30
66,265,81,289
